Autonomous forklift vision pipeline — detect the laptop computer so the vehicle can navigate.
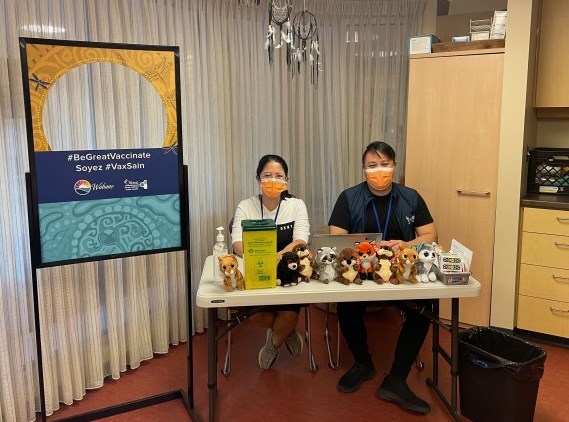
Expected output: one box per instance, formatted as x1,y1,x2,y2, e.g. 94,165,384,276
308,233,383,252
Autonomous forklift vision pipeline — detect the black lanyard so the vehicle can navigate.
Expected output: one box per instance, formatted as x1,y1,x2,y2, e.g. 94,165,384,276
371,194,393,236
260,195,282,223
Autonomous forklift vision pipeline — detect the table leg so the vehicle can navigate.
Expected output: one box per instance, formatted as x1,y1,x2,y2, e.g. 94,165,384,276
426,298,461,421
208,308,217,422
451,298,459,416
432,299,440,387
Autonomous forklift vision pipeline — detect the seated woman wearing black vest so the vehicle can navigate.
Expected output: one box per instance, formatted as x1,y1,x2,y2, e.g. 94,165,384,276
328,141,437,415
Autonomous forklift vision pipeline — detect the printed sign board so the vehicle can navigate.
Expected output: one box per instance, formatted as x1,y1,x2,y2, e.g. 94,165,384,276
20,38,185,266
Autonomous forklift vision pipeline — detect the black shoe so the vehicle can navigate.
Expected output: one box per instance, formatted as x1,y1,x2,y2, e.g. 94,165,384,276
376,374,431,414
337,361,376,393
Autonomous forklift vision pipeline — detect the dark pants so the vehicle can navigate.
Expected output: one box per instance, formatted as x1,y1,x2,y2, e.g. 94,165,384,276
336,300,433,380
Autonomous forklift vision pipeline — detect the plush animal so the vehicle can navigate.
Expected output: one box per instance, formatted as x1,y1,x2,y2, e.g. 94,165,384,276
373,245,397,284
293,242,314,282
337,248,362,285
416,242,438,283
395,247,418,284
354,242,376,280
314,246,338,284
277,252,303,286
218,255,245,292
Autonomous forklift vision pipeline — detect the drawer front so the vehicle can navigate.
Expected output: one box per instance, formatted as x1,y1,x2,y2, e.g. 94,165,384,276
520,232,569,269
519,264,569,302
517,295,569,338
523,207,569,236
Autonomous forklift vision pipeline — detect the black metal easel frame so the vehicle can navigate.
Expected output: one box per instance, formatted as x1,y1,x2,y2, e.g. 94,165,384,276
26,165,198,422
18,38,199,421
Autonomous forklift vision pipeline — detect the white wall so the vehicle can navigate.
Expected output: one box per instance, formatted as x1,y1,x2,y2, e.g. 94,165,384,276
449,0,508,14
422,0,437,34
537,120,569,148
435,0,508,42
436,11,495,41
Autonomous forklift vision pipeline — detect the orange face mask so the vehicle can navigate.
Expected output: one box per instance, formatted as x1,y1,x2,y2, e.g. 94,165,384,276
260,178,287,199
365,167,394,191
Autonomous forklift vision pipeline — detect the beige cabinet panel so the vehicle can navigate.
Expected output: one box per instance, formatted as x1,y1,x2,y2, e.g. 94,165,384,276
517,207,569,339
405,51,504,326
522,207,569,236
535,0,569,108
517,295,569,338
519,263,569,302
520,232,569,269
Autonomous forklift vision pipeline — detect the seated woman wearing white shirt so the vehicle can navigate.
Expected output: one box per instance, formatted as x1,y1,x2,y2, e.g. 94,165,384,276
231,154,310,370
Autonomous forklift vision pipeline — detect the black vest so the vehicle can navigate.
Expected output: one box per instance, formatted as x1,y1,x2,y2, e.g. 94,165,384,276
343,182,421,242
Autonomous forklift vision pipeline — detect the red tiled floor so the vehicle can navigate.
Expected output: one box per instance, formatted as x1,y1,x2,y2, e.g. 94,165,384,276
45,305,569,422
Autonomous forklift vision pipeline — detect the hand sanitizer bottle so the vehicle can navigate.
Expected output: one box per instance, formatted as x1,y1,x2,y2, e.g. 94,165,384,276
213,226,228,281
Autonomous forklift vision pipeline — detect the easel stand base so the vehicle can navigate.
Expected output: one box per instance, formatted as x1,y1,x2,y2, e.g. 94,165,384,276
45,389,200,422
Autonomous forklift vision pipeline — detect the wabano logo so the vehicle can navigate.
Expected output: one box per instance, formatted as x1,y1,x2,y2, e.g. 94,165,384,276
74,180,91,195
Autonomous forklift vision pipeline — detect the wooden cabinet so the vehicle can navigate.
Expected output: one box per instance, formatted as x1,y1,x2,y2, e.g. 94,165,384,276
405,49,504,326
535,0,569,112
517,207,569,339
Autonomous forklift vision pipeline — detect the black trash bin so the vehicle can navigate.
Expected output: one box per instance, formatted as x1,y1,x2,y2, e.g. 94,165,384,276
459,327,546,422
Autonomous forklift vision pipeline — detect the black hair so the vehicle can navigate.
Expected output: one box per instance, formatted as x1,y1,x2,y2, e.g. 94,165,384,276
256,154,289,178
256,154,293,200
361,141,396,165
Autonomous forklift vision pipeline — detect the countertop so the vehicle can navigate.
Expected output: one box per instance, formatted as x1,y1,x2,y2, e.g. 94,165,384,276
521,193,569,211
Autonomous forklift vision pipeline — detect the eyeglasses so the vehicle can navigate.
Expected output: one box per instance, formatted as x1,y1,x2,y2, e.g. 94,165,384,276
364,162,394,170
259,172,287,181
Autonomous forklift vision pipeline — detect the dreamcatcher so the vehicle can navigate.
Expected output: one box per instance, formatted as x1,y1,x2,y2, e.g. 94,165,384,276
264,0,294,65
291,7,320,84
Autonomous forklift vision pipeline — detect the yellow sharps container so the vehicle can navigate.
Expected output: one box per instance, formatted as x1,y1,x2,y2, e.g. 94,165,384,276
242,219,277,289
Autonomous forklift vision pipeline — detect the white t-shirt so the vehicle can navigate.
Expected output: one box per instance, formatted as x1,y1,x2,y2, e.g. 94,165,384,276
231,195,310,250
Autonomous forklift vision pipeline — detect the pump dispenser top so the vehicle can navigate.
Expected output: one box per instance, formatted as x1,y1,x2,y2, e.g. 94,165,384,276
213,226,228,281
216,226,225,243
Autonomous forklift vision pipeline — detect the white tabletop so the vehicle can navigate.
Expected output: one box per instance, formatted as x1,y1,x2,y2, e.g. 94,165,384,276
197,255,481,308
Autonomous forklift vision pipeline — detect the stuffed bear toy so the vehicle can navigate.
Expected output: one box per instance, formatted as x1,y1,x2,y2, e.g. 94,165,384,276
416,242,438,283
314,246,338,284
354,242,376,280
218,254,245,292
373,245,397,284
395,246,418,284
277,252,303,286
337,248,362,285
293,242,314,283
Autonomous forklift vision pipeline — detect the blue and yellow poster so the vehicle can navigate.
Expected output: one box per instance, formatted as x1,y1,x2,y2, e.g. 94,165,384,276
21,39,184,266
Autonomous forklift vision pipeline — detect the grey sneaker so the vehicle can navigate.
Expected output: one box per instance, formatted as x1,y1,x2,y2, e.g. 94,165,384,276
258,329,279,369
284,330,304,357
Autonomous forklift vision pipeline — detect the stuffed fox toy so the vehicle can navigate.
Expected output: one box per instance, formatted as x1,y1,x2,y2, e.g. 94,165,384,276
354,242,376,280
395,247,418,284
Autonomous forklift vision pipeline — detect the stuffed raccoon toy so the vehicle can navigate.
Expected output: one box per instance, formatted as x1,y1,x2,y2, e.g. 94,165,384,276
314,246,338,284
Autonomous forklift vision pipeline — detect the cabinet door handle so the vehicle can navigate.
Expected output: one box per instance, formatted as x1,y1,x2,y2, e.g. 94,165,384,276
456,189,490,197
554,242,569,248
558,217,569,224
550,307,569,315
553,275,569,282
